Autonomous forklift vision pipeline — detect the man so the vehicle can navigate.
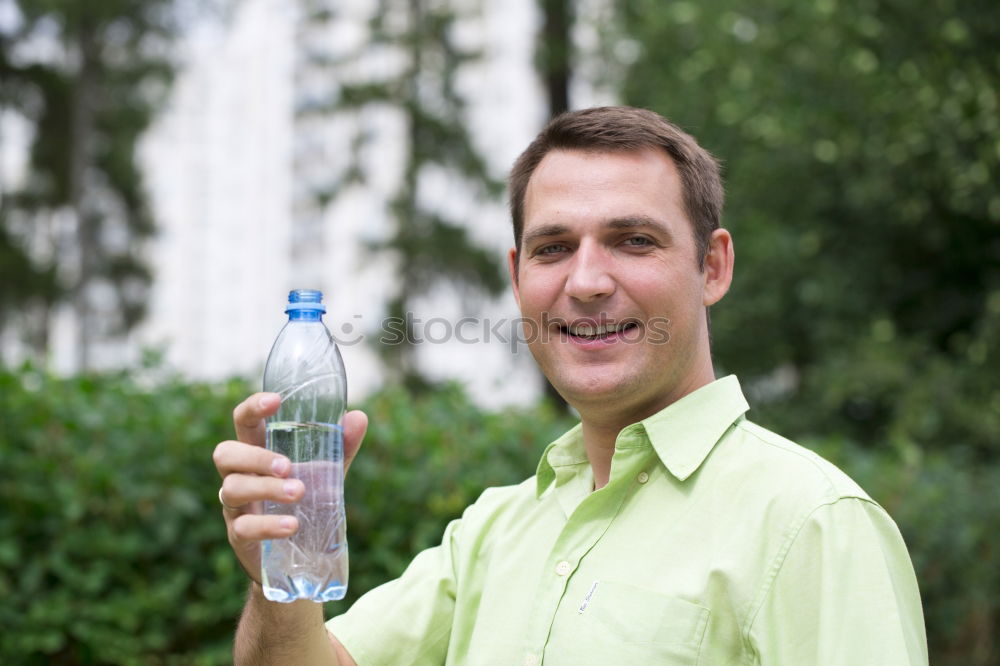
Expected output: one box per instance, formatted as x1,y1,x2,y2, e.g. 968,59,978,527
213,106,927,665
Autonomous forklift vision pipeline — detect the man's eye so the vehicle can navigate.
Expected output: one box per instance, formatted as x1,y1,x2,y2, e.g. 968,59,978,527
623,236,653,247
537,243,568,255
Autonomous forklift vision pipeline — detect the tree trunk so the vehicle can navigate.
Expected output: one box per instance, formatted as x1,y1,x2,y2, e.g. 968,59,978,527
69,22,100,371
539,0,572,116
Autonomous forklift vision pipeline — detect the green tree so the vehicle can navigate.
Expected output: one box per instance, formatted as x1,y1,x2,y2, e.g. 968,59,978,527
616,0,999,459
299,0,506,386
0,0,180,368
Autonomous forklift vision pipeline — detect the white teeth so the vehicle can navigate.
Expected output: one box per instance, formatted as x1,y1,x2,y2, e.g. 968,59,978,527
568,322,633,336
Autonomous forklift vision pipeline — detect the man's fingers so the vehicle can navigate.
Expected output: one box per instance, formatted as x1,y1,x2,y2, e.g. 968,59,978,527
232,392,281,445
221,473,304,508
231,513,299,542
214,440,291,478
343,409,368,475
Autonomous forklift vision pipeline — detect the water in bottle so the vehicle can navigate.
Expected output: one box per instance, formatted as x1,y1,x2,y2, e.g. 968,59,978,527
261,289,348,603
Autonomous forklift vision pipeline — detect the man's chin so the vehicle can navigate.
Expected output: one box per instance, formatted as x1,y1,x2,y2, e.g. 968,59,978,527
552,374,634,407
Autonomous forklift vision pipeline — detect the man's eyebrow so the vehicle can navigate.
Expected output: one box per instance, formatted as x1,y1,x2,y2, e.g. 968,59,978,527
607,215,674,238
521,224,571,246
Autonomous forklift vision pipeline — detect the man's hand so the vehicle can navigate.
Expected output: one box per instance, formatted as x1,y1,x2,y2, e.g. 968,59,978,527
212,392,368,582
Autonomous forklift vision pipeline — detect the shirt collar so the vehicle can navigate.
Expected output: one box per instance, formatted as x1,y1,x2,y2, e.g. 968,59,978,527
534,422,586,498
535,375,749,496
640,375,749,481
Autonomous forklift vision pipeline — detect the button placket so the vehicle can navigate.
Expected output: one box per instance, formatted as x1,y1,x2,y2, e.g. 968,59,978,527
523,455,636,665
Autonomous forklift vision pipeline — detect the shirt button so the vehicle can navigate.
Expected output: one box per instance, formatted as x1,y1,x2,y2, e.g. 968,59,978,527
637,471,650,484
555,560,572,576
524,654,538,666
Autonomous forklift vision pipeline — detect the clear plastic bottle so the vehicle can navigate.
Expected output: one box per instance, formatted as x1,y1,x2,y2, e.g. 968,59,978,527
261,289,348,602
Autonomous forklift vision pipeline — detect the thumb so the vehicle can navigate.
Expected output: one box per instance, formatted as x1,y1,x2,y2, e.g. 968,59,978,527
342,409,368,476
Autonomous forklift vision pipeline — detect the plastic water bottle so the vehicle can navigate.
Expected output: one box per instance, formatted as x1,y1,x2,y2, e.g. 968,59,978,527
261,289,348,603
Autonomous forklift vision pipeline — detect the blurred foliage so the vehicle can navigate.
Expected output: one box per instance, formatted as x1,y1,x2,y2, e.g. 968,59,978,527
303,0,507,386
0,362,571,664
614,0,1000,461
0,361,249,664
0,0,180,364
1,363,997,663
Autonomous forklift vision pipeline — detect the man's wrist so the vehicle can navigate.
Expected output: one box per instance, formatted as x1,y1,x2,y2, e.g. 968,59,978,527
236,580,337,665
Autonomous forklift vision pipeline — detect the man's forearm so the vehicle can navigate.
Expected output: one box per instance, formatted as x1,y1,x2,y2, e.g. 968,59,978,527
234,582,340,666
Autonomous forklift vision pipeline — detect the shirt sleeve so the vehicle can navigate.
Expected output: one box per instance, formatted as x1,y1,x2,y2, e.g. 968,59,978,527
748,497,928,666
326,516,461,666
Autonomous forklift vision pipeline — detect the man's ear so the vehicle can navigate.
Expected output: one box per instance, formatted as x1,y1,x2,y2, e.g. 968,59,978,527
507,247,521,306
702,228,734,307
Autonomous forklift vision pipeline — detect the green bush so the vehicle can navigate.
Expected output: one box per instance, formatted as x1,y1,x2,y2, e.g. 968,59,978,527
0,363,251,665
0,364,570,664
1,363,996,663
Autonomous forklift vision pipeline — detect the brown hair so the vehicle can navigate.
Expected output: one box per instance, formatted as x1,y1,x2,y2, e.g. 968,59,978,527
509,106,724,267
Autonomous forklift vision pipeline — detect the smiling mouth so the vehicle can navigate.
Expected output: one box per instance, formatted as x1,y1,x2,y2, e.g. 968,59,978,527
561,321,640,341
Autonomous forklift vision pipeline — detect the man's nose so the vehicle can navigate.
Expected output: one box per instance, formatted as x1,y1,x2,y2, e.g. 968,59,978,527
564,241,616,303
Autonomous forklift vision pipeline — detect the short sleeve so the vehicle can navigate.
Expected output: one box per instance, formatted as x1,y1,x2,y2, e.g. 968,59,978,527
326,517,461,666
748,497,928,665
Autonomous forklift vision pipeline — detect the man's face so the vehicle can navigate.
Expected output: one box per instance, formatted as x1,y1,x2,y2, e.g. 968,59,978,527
509,148,728,418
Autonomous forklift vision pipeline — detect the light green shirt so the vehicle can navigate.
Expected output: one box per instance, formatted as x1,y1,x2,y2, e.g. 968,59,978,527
327,376,927,665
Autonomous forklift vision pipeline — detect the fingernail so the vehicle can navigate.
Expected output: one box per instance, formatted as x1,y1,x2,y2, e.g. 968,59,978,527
279,517,295,530
271,458,289,475
283,480,298,498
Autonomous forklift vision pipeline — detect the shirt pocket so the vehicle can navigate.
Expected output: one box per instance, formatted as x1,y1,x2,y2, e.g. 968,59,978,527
573,580,710,663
